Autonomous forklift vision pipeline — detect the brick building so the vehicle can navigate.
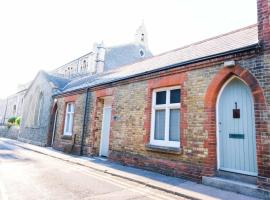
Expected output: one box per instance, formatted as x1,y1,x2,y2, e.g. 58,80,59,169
51,0,270,193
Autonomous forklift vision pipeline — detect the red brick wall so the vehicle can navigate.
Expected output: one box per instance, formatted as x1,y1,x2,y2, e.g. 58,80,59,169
73,49,268,183
83,88,115,156
53,50,270,189
258,0,270,52
51,2,270,185
53,94,85,154
204,65,269,180
144,73,187,145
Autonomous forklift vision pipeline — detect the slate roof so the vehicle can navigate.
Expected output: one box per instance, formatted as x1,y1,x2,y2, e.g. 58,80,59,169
104,43,152,71
41,71,71,90
59,24,259,95
52,43,152,79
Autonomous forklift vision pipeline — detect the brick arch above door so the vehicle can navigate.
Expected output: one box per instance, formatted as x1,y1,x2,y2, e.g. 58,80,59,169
203,65,267,177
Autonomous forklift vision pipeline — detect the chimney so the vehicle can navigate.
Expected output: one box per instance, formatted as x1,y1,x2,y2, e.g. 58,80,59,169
257,0,270,52
95,42,106,73
89,42,106,74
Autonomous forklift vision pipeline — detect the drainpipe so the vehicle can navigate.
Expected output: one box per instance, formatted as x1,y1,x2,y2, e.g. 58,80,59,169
80,88,90,156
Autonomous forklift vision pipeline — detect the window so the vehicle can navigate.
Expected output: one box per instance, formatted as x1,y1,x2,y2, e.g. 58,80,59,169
63,103,75,136
13,105,16,116
139,49,145,57
150,87,181,148
80,60,88,73
34,92,43,126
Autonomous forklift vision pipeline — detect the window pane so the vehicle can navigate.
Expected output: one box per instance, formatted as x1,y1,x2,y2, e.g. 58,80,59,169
65,114,71,132
156,91,166,105
170,89,180,104
68,104,71,112
70,104,74,112
154,110,165,140
169,109,180,141
68,113,73,133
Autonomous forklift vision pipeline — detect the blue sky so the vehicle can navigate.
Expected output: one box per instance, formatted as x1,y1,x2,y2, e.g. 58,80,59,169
0,0,257,98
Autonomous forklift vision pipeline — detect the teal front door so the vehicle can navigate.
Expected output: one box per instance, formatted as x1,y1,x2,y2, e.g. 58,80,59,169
218,78,257,175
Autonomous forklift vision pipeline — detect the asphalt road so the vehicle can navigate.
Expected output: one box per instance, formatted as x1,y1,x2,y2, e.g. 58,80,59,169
0,140,185,200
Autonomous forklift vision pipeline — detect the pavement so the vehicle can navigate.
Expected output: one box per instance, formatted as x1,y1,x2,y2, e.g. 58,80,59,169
0,137,261,200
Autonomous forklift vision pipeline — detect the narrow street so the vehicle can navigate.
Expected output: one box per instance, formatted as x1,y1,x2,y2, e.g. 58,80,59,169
0,140,186,200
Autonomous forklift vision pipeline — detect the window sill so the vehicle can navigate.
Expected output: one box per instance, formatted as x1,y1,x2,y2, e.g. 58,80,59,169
61,135,72,140
145,144,182,154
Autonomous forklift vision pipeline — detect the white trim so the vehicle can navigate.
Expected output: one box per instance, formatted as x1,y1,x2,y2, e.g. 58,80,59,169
216,76,258,175
150,86,181,148
63,103,75,136
99,97,112,157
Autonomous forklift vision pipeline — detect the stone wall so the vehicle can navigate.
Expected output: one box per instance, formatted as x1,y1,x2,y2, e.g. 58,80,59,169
0,99,7,124
19,73,53,146
0,125,19,140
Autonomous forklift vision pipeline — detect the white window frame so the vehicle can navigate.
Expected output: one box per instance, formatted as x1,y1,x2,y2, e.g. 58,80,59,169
150,86,181,148
63,103,75,136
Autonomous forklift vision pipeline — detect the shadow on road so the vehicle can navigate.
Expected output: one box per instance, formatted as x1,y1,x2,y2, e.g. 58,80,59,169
0,141,32,162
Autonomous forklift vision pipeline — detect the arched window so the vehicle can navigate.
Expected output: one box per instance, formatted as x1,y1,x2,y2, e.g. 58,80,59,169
34,92,44,126
13,105,16,116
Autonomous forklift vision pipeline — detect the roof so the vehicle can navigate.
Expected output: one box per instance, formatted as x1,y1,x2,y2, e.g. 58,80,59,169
59,24,259,95
104,43,152,71
42,71,71,89
23,70,71,97
51,43,152,80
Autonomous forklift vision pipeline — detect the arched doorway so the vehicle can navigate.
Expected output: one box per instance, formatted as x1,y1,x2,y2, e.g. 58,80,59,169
47,103,58,147
217,76,257,175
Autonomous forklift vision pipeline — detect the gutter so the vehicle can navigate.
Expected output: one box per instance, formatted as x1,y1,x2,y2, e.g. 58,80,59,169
80,87,90,156
54,43,260,97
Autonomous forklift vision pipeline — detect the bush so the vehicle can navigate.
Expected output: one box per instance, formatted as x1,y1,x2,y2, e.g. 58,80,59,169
8,117,16,124
15,117,21,126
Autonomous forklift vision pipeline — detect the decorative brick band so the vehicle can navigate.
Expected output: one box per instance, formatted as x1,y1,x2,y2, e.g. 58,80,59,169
144,73,187,145
60,94,78,139
89,87,115,156
204,65,268,180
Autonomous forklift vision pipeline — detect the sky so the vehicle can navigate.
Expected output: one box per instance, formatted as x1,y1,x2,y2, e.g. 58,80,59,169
0,0,257,99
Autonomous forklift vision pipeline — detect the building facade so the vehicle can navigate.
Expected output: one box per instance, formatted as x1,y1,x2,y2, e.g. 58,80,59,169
19,71,70,146
0,83,29,124
18,24,152,146
53,24,151,79
51,0,270,190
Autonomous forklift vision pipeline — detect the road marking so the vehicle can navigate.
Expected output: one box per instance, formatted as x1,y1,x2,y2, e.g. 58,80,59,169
0,140,184,200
